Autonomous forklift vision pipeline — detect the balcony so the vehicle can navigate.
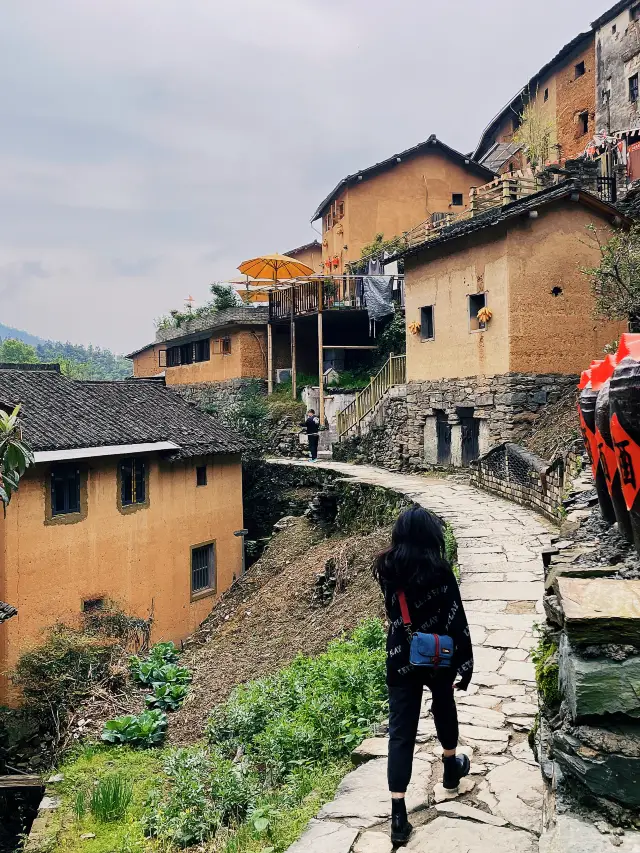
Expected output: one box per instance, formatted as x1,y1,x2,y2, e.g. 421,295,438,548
403,173,618,250
269,276,404,321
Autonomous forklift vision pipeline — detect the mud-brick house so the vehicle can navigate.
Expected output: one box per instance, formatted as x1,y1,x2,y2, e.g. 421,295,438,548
0,364,249,701
473,30,596,173
312,135,495,273
341,181,626,470
284,241,323,274
127,306,290,408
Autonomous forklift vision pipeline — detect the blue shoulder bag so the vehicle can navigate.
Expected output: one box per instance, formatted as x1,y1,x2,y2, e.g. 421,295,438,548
398,589,454,669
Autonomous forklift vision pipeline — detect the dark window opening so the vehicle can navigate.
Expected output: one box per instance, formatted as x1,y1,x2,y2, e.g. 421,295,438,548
469,292,487,331
579,111,589,135
420,306,435,340
192,543,215,594
632,4,640,21
196,465,208,486
451,193,464,206
194,339,210,362
435,410,451,466
612,23,617,33
630,74,639,103
167,339,210,367
512,114,521,133
120,457,146,506
544,88,549,102
83,598,104,613
51,465,81,515
574,61,585,79
551,286,563,297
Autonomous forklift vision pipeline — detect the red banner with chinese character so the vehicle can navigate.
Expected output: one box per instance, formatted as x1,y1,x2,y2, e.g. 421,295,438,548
610,413,640,510
578,404,600,480
595,427,617,493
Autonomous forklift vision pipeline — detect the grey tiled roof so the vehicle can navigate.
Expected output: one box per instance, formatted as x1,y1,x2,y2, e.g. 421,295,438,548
0,601,17,623
391,181,628,261
0,366,250,457
311,135,496,221
154,306,269,344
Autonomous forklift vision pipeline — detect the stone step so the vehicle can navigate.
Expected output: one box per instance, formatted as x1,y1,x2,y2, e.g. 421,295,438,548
555,578,640,645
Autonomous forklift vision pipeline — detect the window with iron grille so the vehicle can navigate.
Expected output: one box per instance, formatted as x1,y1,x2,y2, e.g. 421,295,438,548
194,339,210,362
191,543,215,594
630,74,639,103
196,465,207,486
120,458,146,506
51,465,81,515
167,346,181,367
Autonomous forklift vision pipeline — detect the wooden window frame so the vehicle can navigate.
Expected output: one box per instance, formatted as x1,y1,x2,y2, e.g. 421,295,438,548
468,292,488,333
190,540,216,600
118,457,149,514
420,306,435,341
51,464,81,516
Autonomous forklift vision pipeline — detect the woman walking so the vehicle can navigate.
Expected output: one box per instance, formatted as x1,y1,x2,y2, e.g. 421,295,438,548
373,506,474,845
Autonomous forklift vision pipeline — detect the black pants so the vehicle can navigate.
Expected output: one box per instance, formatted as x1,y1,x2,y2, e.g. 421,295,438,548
308,434,319,460
387,674,458,793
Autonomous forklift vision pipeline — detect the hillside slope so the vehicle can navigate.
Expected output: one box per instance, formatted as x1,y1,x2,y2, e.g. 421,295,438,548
171,516,388,744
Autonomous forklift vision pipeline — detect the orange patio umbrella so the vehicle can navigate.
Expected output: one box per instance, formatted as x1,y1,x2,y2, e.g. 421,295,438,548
238,253,314,284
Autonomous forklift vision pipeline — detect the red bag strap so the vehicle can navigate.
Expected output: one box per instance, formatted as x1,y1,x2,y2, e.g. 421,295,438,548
397,590,412,628
433,634,440,668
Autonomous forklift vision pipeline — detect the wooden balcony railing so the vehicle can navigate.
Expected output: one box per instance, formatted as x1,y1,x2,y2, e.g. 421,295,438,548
337,354,406,438
269,276,404,321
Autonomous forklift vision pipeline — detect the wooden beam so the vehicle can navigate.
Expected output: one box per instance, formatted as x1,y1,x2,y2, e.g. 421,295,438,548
0,775,43,788
317,280,325,425
291,314,297,400
267,323,273,395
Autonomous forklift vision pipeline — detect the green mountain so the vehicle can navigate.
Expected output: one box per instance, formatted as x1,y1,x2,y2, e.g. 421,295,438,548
0,323,132,380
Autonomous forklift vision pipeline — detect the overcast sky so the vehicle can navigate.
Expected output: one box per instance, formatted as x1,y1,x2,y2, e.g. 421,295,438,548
0,0,609,352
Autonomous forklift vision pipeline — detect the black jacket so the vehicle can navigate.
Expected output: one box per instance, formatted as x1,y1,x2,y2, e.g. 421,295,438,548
302,416,320,435
380,573,474,689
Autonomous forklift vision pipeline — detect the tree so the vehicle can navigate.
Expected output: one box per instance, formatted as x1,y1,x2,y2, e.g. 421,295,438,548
582,224,640,332
0,338,38,364
513,93,554,172
0,405,34,508
209,283,241,312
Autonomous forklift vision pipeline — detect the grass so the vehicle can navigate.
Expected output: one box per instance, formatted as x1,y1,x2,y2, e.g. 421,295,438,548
219,760,349,853
531,630,560,707
47,745,165,853
40,621,387,852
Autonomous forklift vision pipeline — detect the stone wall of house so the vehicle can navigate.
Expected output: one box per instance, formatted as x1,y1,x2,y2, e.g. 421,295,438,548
171,378,267,410
333,373,578,471
170,379,306,457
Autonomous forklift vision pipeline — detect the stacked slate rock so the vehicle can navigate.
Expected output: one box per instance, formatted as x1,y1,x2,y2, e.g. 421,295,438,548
312,558,337,607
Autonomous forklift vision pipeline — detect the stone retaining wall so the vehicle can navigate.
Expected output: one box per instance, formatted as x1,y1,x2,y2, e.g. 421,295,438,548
333,373,578,472
536,465,640,848
470,443,583,522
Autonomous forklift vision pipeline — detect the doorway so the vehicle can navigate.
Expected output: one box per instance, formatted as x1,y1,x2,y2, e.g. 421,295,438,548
458,407,480,466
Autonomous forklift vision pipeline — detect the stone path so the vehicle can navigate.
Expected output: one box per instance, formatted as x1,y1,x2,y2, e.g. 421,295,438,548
271,460,553,853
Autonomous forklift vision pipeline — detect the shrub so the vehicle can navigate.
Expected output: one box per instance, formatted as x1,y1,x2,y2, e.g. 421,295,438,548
144,747,258,847
206,620,387,780
102,710,168,748
89,774,133,822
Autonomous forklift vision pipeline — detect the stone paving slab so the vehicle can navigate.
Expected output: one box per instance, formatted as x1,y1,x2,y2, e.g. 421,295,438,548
272,461,551,853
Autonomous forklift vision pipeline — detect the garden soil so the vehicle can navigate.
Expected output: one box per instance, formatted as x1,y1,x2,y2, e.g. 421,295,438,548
170,517,388,745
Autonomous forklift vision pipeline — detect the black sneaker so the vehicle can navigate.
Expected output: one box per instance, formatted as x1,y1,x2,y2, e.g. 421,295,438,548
442,753,471,789
391,816,414,845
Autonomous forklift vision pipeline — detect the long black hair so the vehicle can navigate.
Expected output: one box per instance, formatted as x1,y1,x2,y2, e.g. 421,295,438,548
372,504,451,591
